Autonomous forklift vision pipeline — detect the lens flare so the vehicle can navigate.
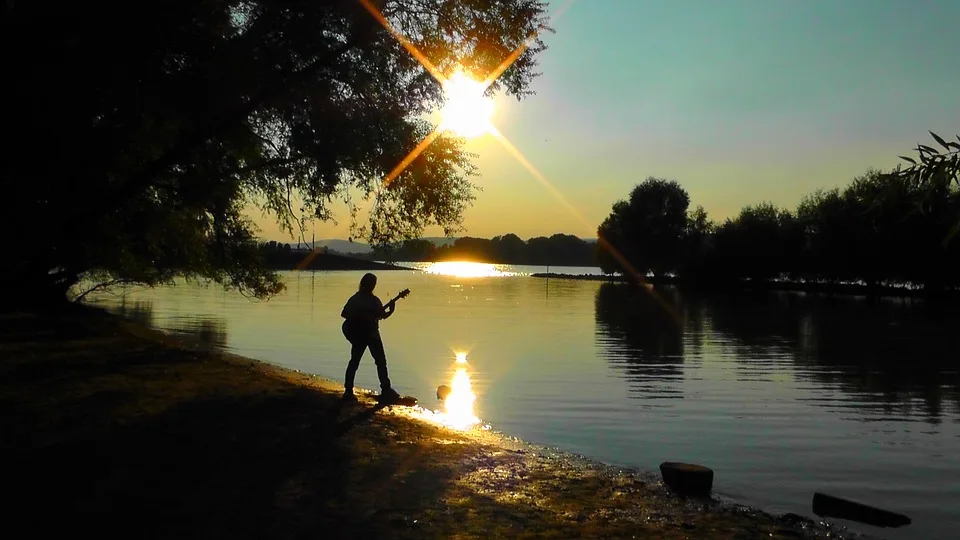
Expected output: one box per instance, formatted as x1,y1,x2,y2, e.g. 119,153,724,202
443,366,479,430
439,70,494,138
456,352,467,364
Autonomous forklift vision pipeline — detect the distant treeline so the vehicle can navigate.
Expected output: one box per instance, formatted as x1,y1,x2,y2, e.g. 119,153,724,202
598,169,960,294
358,234,597,266
254,164,960,296
256,241,405,271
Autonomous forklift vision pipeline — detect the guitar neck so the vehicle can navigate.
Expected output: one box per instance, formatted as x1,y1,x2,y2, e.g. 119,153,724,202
387,289,409,305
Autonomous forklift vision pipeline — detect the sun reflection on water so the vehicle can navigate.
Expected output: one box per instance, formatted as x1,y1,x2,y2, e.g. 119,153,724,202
422,261,517,278
414,351,481,431
443,366,479,429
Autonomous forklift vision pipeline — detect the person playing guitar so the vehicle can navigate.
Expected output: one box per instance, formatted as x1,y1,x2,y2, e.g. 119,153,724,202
340,272,410,404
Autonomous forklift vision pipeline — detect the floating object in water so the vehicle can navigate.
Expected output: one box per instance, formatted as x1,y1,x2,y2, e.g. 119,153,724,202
659,462,714,497
436,384,451,401
812,492,911,528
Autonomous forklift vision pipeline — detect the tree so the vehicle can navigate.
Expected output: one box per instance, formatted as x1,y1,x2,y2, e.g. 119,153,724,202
592,137,959,294
710,203,803,282
887,131,960,245
3,0,551,306
678,205,714,280
491,233,526,263
796,187,864,283
597,178,691,278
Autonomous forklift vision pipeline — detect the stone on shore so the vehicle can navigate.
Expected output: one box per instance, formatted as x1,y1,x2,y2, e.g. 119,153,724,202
659,462,714,497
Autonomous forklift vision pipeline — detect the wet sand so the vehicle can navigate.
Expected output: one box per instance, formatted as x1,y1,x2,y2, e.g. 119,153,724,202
0,304,862,539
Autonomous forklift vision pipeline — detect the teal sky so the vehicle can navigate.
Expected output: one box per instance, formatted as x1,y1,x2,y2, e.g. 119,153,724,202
254,0,960,242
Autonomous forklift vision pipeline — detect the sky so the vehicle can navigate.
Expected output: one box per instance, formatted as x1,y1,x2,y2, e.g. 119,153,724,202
250,0,960,243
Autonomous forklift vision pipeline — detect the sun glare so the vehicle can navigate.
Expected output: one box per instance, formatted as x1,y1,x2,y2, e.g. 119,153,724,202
442,352,479,430
439,70,495,138
423,261,515,278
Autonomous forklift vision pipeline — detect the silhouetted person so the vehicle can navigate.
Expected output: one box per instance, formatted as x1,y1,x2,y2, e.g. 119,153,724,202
340,273,401,404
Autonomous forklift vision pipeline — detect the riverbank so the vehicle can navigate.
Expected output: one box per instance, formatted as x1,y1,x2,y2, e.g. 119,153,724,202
1,305,855,539
532,272,958,300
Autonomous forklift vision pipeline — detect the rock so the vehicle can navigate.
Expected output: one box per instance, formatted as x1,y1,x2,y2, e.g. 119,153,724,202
436,384,451,401
811,492,911,528
658,462,713,497
778,512,809,526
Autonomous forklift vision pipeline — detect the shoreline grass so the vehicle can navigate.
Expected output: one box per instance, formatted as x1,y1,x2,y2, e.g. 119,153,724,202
1,304,859,539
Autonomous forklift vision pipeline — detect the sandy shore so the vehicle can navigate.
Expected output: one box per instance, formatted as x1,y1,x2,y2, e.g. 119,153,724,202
0,304,861,539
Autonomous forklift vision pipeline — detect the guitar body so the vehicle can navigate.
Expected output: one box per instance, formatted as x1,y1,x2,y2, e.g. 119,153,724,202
341,320,374,343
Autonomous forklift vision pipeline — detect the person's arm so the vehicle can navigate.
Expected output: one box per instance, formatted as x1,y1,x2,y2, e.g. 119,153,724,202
381,300,396,320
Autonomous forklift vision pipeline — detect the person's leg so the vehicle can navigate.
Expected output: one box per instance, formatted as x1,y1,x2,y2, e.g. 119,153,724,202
367,331,393,393
343,339,367,395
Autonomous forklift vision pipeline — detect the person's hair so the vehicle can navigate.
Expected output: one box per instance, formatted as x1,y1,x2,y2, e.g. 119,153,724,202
359,273,377,292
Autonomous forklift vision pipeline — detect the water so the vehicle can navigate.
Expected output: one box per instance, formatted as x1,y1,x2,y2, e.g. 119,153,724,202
84,264,960,539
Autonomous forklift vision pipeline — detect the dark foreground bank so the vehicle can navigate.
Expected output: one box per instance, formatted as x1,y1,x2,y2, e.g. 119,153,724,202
1,305,859,539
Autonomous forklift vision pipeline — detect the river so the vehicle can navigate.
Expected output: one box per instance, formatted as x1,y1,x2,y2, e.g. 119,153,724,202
84,262,960,539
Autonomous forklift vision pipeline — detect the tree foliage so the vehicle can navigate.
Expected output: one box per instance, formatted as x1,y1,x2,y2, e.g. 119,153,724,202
597,178,691,277
711,202,804,282
887,131,960,245
3,0,551,305
597,161,960,293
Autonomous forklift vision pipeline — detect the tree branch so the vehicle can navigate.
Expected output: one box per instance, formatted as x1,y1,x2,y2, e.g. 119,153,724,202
72,278,132,303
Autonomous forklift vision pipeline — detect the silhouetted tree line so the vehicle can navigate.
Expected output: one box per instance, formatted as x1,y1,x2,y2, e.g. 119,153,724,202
599,133,960,294
366,233,597,266
259,241,295,255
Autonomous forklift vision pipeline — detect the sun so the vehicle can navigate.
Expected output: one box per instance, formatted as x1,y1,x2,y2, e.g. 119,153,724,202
439,71,495,138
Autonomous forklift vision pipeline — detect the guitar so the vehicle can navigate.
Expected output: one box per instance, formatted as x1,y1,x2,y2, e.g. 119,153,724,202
384,288,411,311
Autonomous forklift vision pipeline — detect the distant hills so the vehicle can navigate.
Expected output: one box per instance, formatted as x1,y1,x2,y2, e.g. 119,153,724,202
286,237,457,254
269,236,596,254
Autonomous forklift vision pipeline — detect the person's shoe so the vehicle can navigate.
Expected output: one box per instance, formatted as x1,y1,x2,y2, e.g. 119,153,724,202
377,388,402,405
341,391,358,404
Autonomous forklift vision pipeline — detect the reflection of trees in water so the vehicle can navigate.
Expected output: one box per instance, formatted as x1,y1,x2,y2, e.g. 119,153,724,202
703,292,960,423
596,283,960,420
541,277,596,304
701,291,808,356
171,319,228,351
116,299,155,327
594,284,694,400
115,298,227,351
